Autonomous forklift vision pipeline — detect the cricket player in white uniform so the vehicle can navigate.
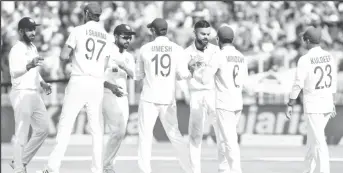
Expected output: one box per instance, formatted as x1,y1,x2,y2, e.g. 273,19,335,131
37,3,113,173
8,17,51,173
102,24,136,173
183,20,228,173
193,26,249,173
286,26,337,173
135,18,199,173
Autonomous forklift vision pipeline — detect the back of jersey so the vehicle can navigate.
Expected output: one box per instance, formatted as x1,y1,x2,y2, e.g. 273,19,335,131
302,47,337,113
138,37,183,104
212,46,248,111
66,21,111,79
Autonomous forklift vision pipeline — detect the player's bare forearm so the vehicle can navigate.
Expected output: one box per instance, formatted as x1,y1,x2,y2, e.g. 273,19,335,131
60,45,72,62
104,81,123,97
120,65,134,78
287,98,297,106
289,84,302,100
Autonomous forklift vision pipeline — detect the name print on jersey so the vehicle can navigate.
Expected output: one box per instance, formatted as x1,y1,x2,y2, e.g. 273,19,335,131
151,45,172,52
226,56,245,63
86,29,107,40
310,55,331,64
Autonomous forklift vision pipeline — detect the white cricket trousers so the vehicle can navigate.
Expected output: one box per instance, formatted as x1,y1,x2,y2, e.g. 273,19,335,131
188,90,227,173
102,90,129,170
46,76,104,173
9,89,49,173
138,101,191,173
304,113,331,173
216,109,242,173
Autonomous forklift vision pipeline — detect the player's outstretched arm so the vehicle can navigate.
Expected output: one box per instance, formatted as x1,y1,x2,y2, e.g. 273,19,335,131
118,55,135,78
134,49,145,80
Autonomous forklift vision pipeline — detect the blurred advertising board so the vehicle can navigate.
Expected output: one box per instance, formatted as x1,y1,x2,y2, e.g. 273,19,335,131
2,99,342,145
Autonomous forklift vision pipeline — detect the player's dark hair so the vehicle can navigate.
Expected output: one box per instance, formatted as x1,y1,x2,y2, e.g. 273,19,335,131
220,38,233,44
155,29,167,36
84,9,100,22
194,20,210,29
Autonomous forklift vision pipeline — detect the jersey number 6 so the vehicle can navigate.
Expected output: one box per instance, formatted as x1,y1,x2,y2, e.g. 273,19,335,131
85,38,106,61
314,64,332,90
233,64,240,88
152,54,171,77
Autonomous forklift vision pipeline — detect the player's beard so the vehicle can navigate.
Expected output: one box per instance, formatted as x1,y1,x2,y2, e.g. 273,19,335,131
121,43,129,49
196,37,208,48
23,33,34,43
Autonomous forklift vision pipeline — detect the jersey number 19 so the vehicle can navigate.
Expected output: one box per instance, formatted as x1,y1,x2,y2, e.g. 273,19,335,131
151,54,171,77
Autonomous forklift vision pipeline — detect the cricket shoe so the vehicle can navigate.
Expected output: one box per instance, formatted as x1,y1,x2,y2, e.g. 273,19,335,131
36,169,56,173
9,160,27,173
104,168,116,173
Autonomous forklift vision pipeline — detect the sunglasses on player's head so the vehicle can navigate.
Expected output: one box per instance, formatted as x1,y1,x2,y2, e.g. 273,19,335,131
119,35,132,40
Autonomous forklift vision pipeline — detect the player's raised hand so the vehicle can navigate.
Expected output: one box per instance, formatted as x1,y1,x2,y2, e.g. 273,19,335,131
286,105,293,119
27,56,44,71
40,81,52,95
32,56,44,67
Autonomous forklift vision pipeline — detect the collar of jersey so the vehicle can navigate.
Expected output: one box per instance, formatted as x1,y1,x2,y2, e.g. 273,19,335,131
308,46,321,53
155,36,169,42
222,45,236,50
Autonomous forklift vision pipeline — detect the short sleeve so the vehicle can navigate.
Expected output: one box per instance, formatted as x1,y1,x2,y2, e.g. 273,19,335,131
65,27,78,49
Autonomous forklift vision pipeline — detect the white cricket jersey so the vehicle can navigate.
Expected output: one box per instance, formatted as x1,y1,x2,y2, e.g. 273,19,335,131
135,36,192,104
185,42,219,91
205,45,248,111
65,21,112,79
290,46,337,113
104,47,135,96
9,41,43,90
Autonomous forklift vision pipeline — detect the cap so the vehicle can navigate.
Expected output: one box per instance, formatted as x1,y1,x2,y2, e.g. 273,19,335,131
301,26,321,44
18,17,40,30
147,18,168,31
114,24,136,35
84,2,102,15
217,26,234,40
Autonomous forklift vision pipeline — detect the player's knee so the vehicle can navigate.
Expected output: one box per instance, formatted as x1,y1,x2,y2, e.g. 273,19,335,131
190,133,202,145
110,129,126,140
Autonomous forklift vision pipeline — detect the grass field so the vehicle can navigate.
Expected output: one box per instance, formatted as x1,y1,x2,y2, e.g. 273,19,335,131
2,143,343,173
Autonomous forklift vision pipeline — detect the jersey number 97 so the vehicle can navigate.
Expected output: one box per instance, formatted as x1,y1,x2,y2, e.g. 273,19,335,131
84,37,106,61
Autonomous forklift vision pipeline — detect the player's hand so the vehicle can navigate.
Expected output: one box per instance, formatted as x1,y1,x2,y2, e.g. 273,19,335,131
188,59,199,74
32,56,44,67
286,105,293,119
118,64,127,73
110,84,124,97
331,105,336,119
40,82,52,95
27,56,44,70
